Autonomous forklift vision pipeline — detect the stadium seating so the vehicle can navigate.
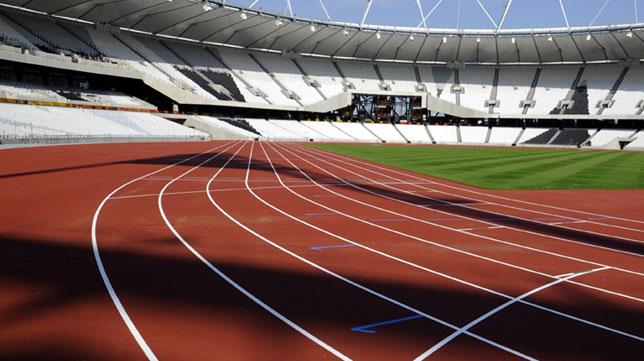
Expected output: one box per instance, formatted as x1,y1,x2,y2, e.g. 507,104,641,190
496,67,534,114
624,131,644,149
529,66,578,115
363,123,407,143
300,121,355,142
488,127,523,145
605,64,644,115
460,67,494,111
333,122,381,142
396,124,433,144
427,125,458,143
550,129,594,146
245,118,306,141
0,103,206,140
518,128,556,145
459,126,489,144
254,53,324,105
587,129,637,147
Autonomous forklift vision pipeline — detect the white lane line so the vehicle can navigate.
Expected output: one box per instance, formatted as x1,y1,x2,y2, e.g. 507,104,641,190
157,142,350,360
275,143,644,302
263,143,644,341
301,145,644,234
233,142,536,360
290,144,644,263
414,266,612,360
110,183,324,200
91,141,235,361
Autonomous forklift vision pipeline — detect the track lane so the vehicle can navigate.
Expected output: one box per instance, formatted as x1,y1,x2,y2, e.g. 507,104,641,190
254,141,640,340
278,143,644,301
299,145,644,245
287,144,644,272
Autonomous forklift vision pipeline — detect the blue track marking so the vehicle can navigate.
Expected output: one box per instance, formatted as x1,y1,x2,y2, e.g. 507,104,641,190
351,315,424,334
370,218,408,222
306,212,337,216
309,244,357,251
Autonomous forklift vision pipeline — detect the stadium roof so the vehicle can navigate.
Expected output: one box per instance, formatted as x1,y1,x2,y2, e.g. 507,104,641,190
2,0,644,64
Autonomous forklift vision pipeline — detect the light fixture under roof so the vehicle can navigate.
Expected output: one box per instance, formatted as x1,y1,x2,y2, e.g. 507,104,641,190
476,37,481,43
409,34,414,41
239,11,247,20
343,29,349,36
586,33,592,41
275,19,284,26
511,37,516,44
202,2,213,11
626,31,634,38
442,36,447,43
310,24,316,32
376,31,381,39
547,35,553,42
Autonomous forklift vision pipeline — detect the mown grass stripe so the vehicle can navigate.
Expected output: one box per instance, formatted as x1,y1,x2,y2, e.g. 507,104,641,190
308,144,644,190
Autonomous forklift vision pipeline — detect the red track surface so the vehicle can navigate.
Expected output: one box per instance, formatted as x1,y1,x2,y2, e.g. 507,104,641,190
1,141,643,361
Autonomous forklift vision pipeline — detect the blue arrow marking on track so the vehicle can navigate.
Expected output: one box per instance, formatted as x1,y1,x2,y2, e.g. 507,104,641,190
310,244,357,251
351,315,424,334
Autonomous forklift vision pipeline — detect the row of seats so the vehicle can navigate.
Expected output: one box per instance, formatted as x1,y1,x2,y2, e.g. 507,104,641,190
0,103,206,140
0,82,154,108
208,118,642,149
2,10,643,116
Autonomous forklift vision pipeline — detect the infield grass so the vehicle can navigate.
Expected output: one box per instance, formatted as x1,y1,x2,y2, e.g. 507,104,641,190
307,144,644,190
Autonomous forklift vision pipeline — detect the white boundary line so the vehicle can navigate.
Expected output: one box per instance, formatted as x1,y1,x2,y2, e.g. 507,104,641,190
414,266,611,360
291,144,644,259
301,145,644,235
91,141,234,361
214,141,537,360
273,143,644,300
258,143,644,342
157,141,350,360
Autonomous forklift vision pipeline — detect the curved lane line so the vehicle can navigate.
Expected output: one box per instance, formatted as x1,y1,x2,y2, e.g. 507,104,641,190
91,141,234,361
261,142,643,341
299,145,644,234
158,141,351,361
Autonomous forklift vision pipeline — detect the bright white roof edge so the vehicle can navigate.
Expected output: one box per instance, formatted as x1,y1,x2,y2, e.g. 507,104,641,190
212,0,644,35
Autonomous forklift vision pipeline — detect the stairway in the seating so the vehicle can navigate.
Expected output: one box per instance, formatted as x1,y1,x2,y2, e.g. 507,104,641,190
292,59,327,100
248,53,304,107
597,66,630,115
206,47,271,104
522,68,541,115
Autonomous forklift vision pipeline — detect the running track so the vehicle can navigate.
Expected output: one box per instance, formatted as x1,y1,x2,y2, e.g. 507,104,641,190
1,141,643,360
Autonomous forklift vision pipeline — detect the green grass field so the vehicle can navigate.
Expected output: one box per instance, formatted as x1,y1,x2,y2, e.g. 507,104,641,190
307,144,644,190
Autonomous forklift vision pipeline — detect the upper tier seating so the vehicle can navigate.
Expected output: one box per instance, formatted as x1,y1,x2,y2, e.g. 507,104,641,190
460,67,494,111
254,53,324,105
377,63,418,93
336,61,381,92
604,64,644,115
396,124,432,144
580,65,619,115
363,123,407,143
116,34,215,99
529,66,578,115
295,58,345,99
218,48,299,107
496,67,534,115
3,12,97,56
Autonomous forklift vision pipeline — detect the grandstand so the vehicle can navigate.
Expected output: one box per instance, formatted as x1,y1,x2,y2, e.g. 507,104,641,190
0,0,640,148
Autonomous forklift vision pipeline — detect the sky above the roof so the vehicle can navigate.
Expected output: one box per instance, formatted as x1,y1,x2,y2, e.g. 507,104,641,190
224,0,640,29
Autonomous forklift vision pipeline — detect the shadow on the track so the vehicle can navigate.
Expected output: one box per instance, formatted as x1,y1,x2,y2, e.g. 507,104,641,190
2,146,641,255
1,235,642,361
